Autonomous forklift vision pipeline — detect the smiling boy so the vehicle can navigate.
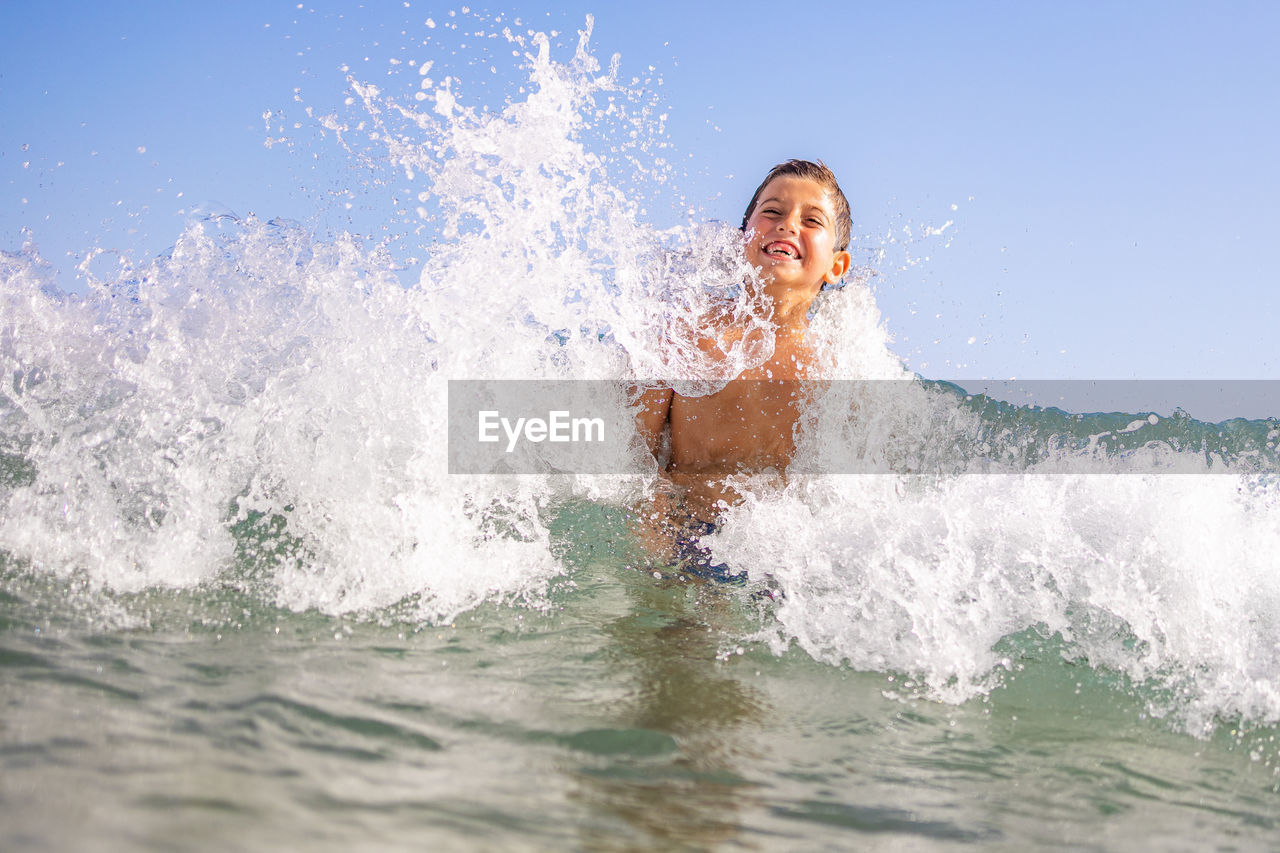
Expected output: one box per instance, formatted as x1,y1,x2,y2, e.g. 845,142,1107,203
633,159,852,570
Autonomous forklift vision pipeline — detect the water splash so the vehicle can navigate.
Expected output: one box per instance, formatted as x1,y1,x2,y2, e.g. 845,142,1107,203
0,17,778,623
4,13,1280,742
709,384,1280,733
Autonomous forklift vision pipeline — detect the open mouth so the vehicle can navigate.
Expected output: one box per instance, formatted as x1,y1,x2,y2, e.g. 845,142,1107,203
763,240,800,260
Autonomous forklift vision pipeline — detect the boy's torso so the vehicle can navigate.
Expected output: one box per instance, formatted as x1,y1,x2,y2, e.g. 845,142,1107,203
665,326,818,520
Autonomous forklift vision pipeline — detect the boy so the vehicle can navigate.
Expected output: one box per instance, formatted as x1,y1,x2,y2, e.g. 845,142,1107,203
633,159,852,570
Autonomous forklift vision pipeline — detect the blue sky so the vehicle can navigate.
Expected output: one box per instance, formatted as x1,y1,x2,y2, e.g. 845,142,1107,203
4,1,1280,407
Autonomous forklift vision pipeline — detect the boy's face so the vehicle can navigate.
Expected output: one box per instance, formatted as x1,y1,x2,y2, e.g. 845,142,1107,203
743,176,851,294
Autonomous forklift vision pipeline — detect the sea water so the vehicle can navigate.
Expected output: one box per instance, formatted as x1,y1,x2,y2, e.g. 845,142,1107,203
4,15,1280,851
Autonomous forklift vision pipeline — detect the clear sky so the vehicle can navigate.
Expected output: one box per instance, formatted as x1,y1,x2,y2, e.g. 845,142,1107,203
4,1,1280,407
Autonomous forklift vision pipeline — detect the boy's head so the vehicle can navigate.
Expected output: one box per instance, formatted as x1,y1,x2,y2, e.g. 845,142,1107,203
740,159,853,296
741,159,851,253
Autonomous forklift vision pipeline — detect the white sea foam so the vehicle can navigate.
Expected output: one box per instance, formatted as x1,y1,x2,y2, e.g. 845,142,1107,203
710,404,1280,731
0,17,770,623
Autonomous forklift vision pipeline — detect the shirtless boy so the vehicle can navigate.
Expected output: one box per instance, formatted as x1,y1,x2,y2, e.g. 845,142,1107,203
633,159,852,567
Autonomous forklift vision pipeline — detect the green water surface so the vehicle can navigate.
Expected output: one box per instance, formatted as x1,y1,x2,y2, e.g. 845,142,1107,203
2,512,1278,852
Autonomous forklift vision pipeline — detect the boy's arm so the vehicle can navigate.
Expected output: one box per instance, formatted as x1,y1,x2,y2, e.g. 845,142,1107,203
630,386,680,559
633,387,674,459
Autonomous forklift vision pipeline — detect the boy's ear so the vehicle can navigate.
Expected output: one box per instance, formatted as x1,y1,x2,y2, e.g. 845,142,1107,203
825,250,852,284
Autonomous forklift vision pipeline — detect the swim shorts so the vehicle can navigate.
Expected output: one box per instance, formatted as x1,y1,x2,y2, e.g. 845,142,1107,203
671,517,743,584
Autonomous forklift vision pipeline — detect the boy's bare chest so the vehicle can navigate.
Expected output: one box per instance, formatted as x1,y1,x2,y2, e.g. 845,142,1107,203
698,321,815,380
667,334,817,467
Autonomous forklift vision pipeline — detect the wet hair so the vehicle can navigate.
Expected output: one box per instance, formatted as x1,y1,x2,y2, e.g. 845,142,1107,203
740,159,852,252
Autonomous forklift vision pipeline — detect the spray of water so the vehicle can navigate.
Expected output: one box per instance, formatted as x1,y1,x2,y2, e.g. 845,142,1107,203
4,14,1280,737
0,16,777,623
